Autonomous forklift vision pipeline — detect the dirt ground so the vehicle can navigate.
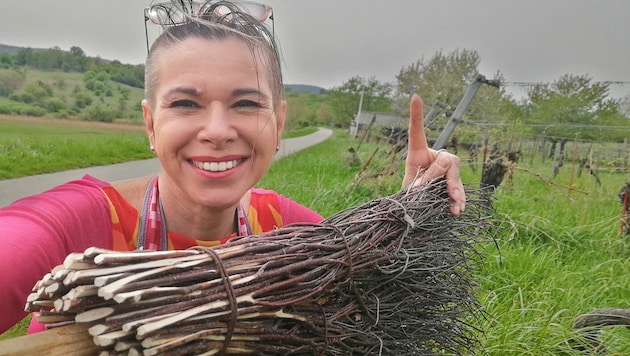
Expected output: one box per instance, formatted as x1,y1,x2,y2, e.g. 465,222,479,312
0,115,145,132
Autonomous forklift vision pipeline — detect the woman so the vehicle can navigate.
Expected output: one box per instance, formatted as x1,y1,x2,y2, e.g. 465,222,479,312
0,0,464,334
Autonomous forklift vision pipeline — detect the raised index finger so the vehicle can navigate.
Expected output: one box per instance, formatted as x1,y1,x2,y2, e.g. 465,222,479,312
408,94,429,153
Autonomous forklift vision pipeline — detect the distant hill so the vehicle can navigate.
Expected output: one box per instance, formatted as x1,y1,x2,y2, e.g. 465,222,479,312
285,84,327,94
1,43,327,95
0,43,28,55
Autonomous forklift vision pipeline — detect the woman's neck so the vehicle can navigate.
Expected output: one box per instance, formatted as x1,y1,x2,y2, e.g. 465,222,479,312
160,193,238,241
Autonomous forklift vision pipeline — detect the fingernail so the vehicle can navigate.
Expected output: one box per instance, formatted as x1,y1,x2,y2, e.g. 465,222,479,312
451,205,461,216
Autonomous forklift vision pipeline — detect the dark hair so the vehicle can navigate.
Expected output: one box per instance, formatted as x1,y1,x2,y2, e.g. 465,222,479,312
144,1,284,111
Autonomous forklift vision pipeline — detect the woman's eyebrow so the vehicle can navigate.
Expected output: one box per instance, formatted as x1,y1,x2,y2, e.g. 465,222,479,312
162,86,201,99
232,88,270,101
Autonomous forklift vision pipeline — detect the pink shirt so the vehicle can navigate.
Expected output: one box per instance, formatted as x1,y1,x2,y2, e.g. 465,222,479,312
0,175,322,333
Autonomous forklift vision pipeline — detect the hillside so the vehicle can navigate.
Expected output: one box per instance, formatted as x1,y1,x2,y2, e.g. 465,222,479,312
0,44,24,55
0,43,330,126
285,84,327,94
0,43,326,93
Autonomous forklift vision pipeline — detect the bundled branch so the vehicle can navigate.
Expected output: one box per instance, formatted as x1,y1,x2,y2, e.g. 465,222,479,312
25,179,494,355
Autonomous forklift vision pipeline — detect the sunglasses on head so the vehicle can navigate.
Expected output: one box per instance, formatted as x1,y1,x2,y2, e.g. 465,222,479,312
143,0,274,53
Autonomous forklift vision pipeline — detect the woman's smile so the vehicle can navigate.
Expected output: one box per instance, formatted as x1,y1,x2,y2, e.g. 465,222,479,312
190,158,243,172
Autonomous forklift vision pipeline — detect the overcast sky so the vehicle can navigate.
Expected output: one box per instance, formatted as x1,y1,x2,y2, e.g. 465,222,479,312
0,0,628,100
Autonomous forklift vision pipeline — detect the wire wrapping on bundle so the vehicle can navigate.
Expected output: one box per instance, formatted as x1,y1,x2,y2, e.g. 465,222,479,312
25,178,495,355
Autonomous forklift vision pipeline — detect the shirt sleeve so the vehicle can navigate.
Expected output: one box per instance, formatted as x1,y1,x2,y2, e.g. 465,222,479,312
0,176,113,333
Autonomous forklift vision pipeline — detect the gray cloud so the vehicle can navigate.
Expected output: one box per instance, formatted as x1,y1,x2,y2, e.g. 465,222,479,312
1,0,628,99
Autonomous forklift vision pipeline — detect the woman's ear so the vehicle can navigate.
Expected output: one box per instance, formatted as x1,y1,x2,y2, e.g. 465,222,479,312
275,100,287,147
142,99,156,149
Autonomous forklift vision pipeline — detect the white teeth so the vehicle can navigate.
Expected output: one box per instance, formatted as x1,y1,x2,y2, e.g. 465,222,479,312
194,159,240,172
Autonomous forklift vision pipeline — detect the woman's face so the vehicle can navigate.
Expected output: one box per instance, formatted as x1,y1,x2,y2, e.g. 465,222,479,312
142,36,286,209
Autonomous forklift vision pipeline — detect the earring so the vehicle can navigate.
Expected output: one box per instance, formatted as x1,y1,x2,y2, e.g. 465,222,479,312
276,145,280,152
150,145,155,152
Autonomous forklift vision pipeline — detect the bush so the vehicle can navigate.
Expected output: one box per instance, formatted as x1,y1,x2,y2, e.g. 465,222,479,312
0,69,25,97
8,92,34,104
0,99,46,116
73,90,93,109
44,97,69,112
79,102,119,122
54,109,77,119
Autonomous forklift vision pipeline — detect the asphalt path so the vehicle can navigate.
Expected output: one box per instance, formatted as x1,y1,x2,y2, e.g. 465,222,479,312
0,128,332,207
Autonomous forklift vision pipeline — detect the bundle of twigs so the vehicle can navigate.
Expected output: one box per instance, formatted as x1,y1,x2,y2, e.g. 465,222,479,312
25,179,493,355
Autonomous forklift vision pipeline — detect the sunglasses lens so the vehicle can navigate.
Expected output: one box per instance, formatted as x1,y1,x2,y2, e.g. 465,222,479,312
149,5,188,25
206,3,269,22
237,3,270,22
147,1,271,25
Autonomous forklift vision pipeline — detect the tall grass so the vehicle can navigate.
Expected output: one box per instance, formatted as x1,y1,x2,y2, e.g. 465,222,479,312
2,123,630,354
468,153,630,355
262,133,630,355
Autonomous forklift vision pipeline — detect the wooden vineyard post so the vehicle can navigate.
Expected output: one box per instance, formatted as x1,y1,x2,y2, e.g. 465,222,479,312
621,182,630,236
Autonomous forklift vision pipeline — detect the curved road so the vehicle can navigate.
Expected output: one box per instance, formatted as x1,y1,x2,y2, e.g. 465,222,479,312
0,128,332,207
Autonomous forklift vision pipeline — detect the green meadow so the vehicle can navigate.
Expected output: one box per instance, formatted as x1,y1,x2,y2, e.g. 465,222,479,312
0,117,150,179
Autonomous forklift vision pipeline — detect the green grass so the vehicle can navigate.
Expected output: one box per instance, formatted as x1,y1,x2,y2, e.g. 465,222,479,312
465,152,630,354
281,126,318,139
2,122,630,355
266,143,630,355
0,119,151,179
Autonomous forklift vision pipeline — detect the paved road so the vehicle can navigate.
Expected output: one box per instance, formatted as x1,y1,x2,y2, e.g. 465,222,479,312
0,128,332,207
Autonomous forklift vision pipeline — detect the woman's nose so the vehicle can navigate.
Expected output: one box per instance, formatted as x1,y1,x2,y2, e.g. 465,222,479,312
197,102,237,146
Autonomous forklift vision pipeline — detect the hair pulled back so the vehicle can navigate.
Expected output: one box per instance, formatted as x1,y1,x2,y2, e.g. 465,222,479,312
144,1,284,111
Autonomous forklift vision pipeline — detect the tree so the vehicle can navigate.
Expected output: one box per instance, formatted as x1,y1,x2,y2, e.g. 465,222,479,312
619,95,630,118
0,54,15,68
525,74,622,140
15,47,34,66
284,93,313,130
394,49,508,145
316,104,335,126
22,80,54,108
67,46,88,72
325,76,393,128
395,49,481,116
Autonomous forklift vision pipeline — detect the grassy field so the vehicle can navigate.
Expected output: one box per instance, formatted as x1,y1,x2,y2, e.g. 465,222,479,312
1,119,629,355
262,133,630,354
0,115,151,179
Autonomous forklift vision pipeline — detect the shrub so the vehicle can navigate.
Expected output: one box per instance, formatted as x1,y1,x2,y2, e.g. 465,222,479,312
74,90,93,109
0,69,25,97
0,99,46,116
79,102,119,122
44,97,69,112
8,92,34,104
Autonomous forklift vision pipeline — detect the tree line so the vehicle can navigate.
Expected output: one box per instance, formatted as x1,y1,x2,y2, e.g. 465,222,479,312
313,49,628,144
0,45,627,146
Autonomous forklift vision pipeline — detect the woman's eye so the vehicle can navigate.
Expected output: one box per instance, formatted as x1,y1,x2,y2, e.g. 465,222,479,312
170,100,198,109
234,99,262,109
